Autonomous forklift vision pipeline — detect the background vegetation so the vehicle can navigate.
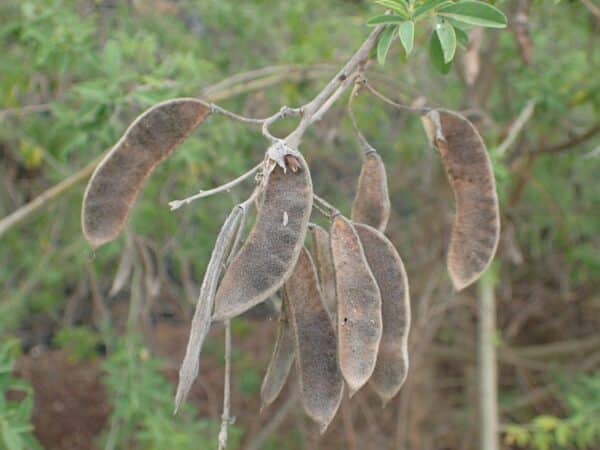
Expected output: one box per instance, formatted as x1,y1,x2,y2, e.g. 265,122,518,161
1,0,599,449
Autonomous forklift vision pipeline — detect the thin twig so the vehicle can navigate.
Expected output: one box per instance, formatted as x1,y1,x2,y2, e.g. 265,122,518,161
168,163,261,210
0,156,102,239
347,79,376,155
244,389,301,450
530,123,600,155
313,194,339,219
363,81,430,115
496,100,536,156
218,320,233,450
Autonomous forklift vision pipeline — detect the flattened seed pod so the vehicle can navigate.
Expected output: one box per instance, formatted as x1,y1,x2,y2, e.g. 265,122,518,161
350,152,391,232
82,98,211,247
354,223,410,405
309,224,336,321
285,247,343,433
421,109,500,290
330,215,382,396
212,154,313,321
260,296,295,410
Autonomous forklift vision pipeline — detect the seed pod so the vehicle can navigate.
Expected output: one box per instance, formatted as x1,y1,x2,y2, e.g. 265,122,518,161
351,152,391,232
212,154,313,321
309,224,336,321
174,205,243,413
330,215,382,396
421,109,500,290
260,295,295,410
82,98,211,247
284,247,343,433
354,223,410,405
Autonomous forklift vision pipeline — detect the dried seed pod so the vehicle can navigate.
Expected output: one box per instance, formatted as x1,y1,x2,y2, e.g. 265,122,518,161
82,98,211,247
421,109,500,290
175,205,243,413
350,152,391,232
330,215,382,396
285,247,343,433
260,296,295,410
212,154,313,321
354,223,410,405
309,224,336,321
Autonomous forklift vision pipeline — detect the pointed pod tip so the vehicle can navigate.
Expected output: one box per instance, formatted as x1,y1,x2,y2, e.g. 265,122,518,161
318,421,331,435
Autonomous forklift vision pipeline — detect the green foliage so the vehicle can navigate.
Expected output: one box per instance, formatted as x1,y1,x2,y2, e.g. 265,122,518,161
0,339,40,450
100,333,243,450
504,374,600,450
369,0,506,72
53,326,101,362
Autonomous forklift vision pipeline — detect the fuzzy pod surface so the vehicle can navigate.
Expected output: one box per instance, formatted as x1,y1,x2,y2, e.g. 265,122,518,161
421,109,500,290
284,247,343,433
355,223,410,404
212,155,313,320
351,152,391,232
82,98,211,247
330,215,382,395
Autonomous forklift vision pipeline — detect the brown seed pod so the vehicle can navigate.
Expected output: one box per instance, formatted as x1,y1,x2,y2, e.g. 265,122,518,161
212,154,313,321
354,223,410,405
174,205,243,413
284,247,343,433
82,98,211,247
260,295,295,410
421,109,500,290
330,215,382,396
350,152,391,232
309,224,336,321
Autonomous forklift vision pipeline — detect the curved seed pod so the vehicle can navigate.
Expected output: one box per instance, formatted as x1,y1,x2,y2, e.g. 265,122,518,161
212,154,313,321
285,247,343,433
82,98,211,247
330,215,382,396
354,223,410,405
260,295,295,410
174,205,243,413
309,224,336,321
421,109,500,290
350,152,391,232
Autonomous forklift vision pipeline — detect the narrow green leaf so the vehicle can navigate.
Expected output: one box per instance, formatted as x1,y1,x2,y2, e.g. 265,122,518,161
435,22,456,63
397,21,414,55
367,14,407,26
375,0,410,19
377,26,397,66
429,31,453,74
413,0,452,20
453,26,469,48
438,1,507,28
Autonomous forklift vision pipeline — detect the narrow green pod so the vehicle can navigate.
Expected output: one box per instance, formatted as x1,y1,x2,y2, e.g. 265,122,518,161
421,109,500,290
260,296,295,410
309,224,336,321
82,98,211,247
330,215,382,396
351,152,391,232
285,247,343,433
354,223,410,405
212,154,313,321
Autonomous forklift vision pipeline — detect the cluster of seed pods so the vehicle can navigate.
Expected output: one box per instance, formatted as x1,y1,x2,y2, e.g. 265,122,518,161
81,98,499,431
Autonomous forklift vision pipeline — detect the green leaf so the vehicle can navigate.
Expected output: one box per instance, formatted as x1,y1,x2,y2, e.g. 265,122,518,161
454,26,469,47
413,0,452,20
438,1,507,28
377,26,397,66
429,31,452,74
375,0,410,19
435,22,456,63
367,14,407,26
397,21,414,55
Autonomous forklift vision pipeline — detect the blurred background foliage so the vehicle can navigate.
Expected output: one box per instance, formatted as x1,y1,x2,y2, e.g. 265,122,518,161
0,0,599,449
